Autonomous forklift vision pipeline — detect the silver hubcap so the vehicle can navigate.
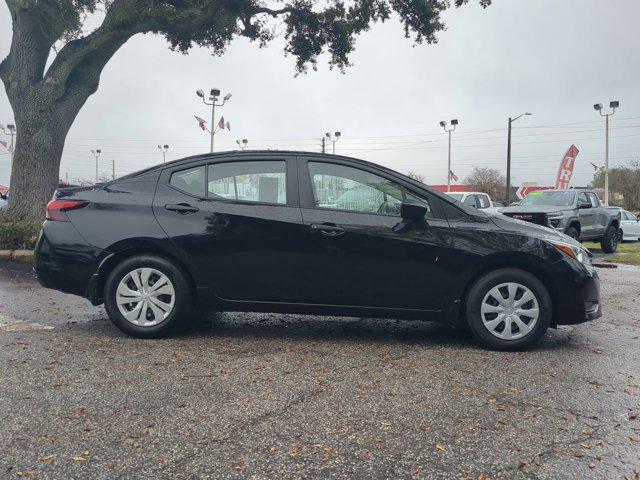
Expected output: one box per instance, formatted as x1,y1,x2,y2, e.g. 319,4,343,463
116,268,175,327
480,282,539,340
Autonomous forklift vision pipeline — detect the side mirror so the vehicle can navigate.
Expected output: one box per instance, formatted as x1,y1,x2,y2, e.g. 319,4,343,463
401,201,427,220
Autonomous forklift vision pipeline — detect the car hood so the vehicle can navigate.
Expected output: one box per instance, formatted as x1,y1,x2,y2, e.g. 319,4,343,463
500,205,574,214
489,214,582,248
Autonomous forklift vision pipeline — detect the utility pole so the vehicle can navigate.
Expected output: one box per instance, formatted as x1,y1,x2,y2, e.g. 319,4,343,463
321,136,326,153
439,119,459,192
594,101,619,205
112,159,116,180
196,88,231,153
91,149,102,183
157,144,169,163
505,112,532,204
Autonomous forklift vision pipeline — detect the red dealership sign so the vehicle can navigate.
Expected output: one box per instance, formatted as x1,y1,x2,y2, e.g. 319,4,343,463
555,145,579,189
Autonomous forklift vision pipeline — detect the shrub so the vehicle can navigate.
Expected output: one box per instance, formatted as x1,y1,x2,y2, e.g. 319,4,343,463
0,213,42,250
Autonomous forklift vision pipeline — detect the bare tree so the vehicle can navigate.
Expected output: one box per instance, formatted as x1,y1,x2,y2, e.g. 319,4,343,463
465,167,507,201
406,171,425,183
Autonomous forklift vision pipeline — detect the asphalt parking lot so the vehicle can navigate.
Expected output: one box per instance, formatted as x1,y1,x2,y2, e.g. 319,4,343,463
1,266,639,479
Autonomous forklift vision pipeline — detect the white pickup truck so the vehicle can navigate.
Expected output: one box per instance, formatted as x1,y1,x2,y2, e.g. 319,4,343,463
445,191,501,215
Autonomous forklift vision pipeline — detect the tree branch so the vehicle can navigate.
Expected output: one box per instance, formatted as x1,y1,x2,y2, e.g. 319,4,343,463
0,0,70,94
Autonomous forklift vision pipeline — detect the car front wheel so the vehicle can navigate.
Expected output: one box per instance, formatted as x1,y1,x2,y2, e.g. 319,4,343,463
104,255,192,338
465,268,552,350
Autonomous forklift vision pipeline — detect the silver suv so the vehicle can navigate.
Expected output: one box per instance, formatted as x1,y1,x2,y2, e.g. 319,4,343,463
500,190,621,253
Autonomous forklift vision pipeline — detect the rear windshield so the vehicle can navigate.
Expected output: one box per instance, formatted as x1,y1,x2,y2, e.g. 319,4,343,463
520,191,575,206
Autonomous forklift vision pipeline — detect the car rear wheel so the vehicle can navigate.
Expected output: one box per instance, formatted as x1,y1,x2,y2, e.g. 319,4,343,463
465,268,552,350
600,225,618,253
104,255,192,338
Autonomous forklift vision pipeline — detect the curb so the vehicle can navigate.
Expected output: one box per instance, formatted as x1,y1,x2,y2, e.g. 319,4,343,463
0,250,35,272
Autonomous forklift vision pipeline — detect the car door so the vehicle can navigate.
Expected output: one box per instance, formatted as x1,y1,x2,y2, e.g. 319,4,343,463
295,157,454,312
587,192,607,238
152,156,306,303
622,211,640,239
577,192,595,237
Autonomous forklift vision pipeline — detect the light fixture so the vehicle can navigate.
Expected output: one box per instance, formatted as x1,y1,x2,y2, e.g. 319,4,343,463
610,101,620,109
224,93,232,101
210,88,221,99
593,103,603,111
439,121,446,127
451,119,459,126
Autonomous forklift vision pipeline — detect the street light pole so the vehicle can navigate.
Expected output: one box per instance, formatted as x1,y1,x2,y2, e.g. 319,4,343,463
236,139,248,151
91,149,102,183
157,144,169,163
505,112,532,204
440,119,458,192
594,101,619,205
197,88,232,153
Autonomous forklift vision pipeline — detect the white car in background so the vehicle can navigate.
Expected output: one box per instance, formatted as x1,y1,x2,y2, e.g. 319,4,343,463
619,209,640,241
445,191,502,215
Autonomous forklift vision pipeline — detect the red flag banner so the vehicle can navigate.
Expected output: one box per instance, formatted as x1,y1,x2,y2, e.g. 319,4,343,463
449,170,458,182
555,145,579,189
218,116,225,130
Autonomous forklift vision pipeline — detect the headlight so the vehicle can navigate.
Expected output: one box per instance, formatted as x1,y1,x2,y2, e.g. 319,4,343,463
549,241,592,266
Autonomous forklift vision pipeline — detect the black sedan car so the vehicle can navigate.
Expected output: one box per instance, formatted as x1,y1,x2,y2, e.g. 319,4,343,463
35,151,601,349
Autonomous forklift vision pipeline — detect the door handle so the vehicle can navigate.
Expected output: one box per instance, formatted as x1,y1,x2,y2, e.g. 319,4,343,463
310,223,346,236
165,203,199,214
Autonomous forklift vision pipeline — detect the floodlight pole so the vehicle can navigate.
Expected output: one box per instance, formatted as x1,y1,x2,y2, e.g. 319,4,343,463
198,88,231,153
505,112,532,204
325,132,341,154
91,149,102,183
157,144,169,163
440,120,458,192
594,101,619,205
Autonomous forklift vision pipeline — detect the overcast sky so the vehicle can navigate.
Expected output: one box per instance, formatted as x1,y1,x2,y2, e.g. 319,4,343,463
1,0,640,188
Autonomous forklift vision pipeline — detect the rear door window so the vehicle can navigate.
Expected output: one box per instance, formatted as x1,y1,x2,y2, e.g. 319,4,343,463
207,161,287,204
169,166,205,197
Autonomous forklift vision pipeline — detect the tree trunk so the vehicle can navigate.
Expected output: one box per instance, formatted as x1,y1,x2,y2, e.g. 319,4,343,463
7,113,68,220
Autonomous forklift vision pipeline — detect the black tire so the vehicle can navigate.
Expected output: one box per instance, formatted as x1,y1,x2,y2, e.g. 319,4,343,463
565,226,579,240
465,268,552,350
104,254,192,338
600,225,618,254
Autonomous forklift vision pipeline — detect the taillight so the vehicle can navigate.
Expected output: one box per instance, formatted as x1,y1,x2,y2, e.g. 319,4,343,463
46,200,89,221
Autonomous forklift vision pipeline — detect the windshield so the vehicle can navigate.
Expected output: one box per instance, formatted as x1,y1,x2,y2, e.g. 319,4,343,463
447,193,463,201
520,190,575,206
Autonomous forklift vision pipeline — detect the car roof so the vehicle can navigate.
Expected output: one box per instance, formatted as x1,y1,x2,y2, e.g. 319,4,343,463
112,149,487,218
123,150,407,178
